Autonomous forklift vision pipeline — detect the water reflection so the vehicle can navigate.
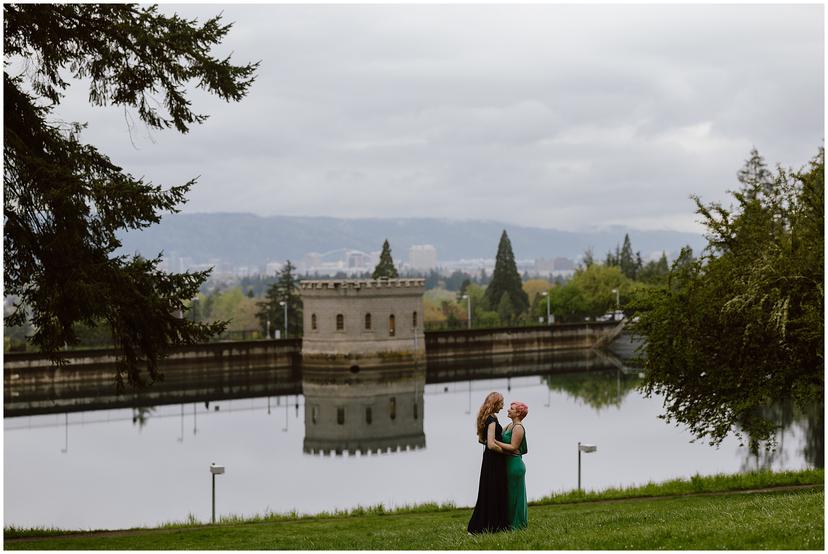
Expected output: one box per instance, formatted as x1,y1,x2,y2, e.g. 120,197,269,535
741,401,824,470
131,406,155,430
543,368,643,411
302,367,425,456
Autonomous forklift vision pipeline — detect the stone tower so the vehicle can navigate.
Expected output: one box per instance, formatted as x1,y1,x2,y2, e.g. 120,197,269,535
299,278,425,369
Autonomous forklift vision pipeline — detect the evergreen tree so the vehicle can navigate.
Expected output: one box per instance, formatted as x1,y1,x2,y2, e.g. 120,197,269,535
3,4,257,387
618,234,641,279
496,292,515,325
372,239,399,279
256,261,302,338
581,247,595,269
485,230,529,316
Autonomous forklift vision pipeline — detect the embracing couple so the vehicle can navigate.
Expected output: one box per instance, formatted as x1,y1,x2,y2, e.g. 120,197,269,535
467,391,529,534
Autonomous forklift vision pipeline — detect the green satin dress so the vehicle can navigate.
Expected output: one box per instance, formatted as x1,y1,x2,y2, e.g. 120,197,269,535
502,424,528,530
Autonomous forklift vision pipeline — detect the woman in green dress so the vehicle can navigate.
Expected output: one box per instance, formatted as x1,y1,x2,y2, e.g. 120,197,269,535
494,401,528,530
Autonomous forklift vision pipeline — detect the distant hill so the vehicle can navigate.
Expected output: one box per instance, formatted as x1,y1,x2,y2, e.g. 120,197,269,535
117,213,706,267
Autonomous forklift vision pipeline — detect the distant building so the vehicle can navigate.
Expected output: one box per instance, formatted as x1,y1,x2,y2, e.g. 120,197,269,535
265,261,284,275
303,252,322,270
408,245,437,270
345,250,371,270
553,257,575,270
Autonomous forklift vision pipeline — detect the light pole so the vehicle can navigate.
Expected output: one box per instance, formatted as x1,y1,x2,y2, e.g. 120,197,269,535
578,442,597,490
611,288,620,317
542,291,553,324
266,319,271,340
279,301,287,339
462,294,471,329
210,463,225,524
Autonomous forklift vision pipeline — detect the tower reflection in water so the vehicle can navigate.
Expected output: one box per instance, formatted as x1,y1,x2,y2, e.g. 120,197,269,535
302,366,425,456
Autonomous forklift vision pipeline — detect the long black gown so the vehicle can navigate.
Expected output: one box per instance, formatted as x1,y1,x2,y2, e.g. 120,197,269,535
467,415,509,534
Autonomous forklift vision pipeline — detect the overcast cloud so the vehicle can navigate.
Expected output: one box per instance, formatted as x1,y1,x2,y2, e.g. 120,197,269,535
48,3,823,233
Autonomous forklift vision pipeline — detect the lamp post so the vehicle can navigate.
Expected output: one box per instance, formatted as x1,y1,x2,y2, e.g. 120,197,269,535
210,463,225,524
541,291,553,324
611,288,620,317
578,442,597,490
279,301,287,338
462,294,471,329
266,319,271,340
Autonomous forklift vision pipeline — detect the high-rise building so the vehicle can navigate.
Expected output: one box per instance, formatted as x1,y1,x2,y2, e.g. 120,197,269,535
408,245,437,270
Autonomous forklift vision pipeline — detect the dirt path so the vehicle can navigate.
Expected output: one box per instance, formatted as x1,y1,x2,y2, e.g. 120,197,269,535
6,483,823,543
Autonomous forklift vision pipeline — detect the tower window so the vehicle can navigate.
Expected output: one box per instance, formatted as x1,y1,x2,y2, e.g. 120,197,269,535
337,407,345,425
412,311,418,328
389,397,396,420
336,314,344,331
365,406,372,425
365,313,372,330
389,314,396,337
311,313,317,331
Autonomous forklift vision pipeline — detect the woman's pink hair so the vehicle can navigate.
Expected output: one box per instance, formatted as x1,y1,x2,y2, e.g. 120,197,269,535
511,401,529,419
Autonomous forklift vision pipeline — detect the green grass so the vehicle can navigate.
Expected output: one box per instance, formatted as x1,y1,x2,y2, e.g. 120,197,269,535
533,467,824,505
4,470,823,550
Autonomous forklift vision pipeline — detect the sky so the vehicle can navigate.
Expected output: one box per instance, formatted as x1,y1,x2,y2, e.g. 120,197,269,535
45,3,824,233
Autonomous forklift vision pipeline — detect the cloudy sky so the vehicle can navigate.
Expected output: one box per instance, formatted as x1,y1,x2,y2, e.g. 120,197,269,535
52,3,823,233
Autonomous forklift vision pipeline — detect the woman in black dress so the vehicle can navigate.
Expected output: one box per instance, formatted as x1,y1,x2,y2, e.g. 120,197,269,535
467,391,509,534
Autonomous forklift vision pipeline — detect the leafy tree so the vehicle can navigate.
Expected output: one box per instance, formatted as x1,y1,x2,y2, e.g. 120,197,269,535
547,264,638,322
638,252,670,285
485,230,529,316
445,270,471,291
457,278,472,299
3,4,257,387
256,261,302,338
372,239,399,279
523,278,553,306
424,269,442,290
631,148,824,448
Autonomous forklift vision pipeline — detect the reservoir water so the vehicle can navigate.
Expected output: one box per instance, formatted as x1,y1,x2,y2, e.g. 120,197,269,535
4,366,820,530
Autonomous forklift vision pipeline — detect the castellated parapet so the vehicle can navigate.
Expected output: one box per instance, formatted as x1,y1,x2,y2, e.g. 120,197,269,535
299,279,425,365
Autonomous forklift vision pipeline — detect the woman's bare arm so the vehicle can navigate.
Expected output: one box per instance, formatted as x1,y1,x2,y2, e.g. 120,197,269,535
486,422,504,453
495,424,524,453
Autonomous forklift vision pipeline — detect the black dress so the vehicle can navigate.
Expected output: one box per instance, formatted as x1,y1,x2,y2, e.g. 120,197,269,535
467,415,509,534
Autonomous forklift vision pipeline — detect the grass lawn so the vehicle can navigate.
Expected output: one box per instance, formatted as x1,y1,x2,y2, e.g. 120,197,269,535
4,479,823,549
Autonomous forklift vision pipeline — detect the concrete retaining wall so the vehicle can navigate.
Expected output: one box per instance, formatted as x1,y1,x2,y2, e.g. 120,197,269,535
4,340,302,417
425,322,619,360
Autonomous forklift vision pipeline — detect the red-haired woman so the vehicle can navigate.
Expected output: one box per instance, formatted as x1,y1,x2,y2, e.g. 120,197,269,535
467,391,510,534
495,401,529,530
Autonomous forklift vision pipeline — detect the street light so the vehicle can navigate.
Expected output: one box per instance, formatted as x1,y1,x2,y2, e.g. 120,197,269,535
541,291,553,324
578,442,597,490
279,301,287,339
461,294,471,329
611,288,620,315
210,463,225,524
266,319,271,340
